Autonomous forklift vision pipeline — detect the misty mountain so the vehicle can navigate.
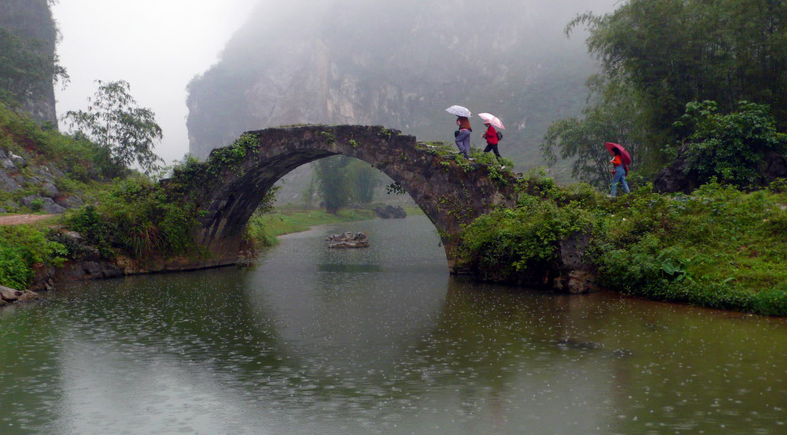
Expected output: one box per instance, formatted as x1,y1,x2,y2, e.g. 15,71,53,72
186,0,614,185
0,0,58,124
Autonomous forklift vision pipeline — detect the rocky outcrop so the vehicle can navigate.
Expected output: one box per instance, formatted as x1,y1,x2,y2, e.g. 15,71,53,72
326,232,369,249
0,148,85,213
553,232,601,294
652,146,697,194
373,205,406,219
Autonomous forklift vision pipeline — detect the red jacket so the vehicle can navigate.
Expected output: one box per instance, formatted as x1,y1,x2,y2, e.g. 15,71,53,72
483,125,498,145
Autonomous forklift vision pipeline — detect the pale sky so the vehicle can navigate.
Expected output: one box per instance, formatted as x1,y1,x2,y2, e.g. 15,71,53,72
53,0,260,164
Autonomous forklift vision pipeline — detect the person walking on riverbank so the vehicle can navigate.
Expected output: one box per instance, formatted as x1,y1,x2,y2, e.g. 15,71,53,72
609,147,630,197
455,116,472,159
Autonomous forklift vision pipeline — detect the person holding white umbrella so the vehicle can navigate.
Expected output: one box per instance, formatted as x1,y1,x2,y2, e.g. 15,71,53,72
479,112,505,167
446,105,472,159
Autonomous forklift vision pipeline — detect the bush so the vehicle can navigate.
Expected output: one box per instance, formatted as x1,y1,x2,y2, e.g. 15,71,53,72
0,226,66,289
65,178,200,259
458,189,595,281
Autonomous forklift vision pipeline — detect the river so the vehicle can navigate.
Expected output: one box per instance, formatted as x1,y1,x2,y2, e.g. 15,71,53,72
0,215,785,434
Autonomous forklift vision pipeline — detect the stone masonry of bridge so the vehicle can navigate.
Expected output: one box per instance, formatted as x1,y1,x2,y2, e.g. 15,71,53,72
176,125,518,272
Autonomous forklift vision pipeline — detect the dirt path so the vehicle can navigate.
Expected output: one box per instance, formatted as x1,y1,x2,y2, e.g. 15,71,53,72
0,214,56,226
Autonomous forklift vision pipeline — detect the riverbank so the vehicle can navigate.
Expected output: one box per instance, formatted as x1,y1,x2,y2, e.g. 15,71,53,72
455,172,787,316
246,207,385,247
0,206,388,309
4,173,787,317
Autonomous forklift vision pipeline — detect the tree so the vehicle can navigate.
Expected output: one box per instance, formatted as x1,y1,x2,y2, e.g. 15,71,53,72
573,0,787,132
548,0,787,186
349,160,378,204
673,100,787,189
542,76,653,189
63,80,163,175
314,155,352,214
314,156,380,213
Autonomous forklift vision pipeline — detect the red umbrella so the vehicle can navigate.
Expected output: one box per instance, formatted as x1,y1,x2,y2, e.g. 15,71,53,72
605,142,631,166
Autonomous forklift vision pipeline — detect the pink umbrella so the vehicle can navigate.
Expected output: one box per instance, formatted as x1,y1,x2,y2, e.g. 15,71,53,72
605,142,631,166
478,113,505,130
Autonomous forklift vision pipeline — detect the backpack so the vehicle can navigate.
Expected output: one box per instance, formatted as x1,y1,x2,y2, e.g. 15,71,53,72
496,131,503,141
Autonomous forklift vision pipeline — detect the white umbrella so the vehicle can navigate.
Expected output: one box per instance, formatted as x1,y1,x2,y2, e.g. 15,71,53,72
478,113,505,129
446,105,471,118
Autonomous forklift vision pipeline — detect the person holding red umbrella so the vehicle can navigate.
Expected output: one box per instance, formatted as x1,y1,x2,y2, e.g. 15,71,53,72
605,142,630,197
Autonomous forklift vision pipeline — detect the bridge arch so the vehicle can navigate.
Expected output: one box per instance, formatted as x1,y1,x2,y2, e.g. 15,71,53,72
182,125,517,272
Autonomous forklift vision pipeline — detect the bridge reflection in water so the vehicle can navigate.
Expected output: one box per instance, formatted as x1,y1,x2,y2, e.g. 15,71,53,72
1,216,785,434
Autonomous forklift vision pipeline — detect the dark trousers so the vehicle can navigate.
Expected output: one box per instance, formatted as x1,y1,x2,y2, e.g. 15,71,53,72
484,143,501,159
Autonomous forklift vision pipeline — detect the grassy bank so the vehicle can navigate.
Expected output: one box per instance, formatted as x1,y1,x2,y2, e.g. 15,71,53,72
246,208,377,248
457,171,787,316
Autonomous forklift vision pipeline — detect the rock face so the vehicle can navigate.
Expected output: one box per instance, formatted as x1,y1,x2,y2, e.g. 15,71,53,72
186,0,612,163
373,205,407,219
0,148,84,213
0,0,58,125
326,232,369,249
553,232,600,294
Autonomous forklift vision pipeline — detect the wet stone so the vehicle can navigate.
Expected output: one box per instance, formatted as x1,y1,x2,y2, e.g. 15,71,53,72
0,286,23,302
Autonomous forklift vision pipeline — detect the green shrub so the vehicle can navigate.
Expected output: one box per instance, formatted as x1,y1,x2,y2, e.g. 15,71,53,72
29,198,43,212
0,226,67,289
65,178,200,259
0,101,127,184
0,244,29,289
458,193,594,281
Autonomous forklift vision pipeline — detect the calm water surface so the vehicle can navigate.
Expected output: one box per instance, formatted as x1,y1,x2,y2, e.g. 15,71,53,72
0,216,785,435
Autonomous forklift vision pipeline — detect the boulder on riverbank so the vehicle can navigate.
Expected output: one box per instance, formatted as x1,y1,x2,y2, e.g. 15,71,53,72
373,205,406,219
0,285,40,306
326,232,370,249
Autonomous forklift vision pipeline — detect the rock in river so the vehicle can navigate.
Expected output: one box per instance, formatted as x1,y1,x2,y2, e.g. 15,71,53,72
326,232,370,249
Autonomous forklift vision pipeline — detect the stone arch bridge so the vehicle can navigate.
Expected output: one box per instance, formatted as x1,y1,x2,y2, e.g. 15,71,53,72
168,125,518,272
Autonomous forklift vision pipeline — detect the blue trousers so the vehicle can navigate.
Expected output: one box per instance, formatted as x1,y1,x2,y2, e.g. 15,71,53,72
611,165,630,196
455,130,471,158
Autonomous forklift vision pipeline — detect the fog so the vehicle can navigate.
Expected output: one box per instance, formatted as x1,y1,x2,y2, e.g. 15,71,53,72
53,0,258,164
53,0,616,165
